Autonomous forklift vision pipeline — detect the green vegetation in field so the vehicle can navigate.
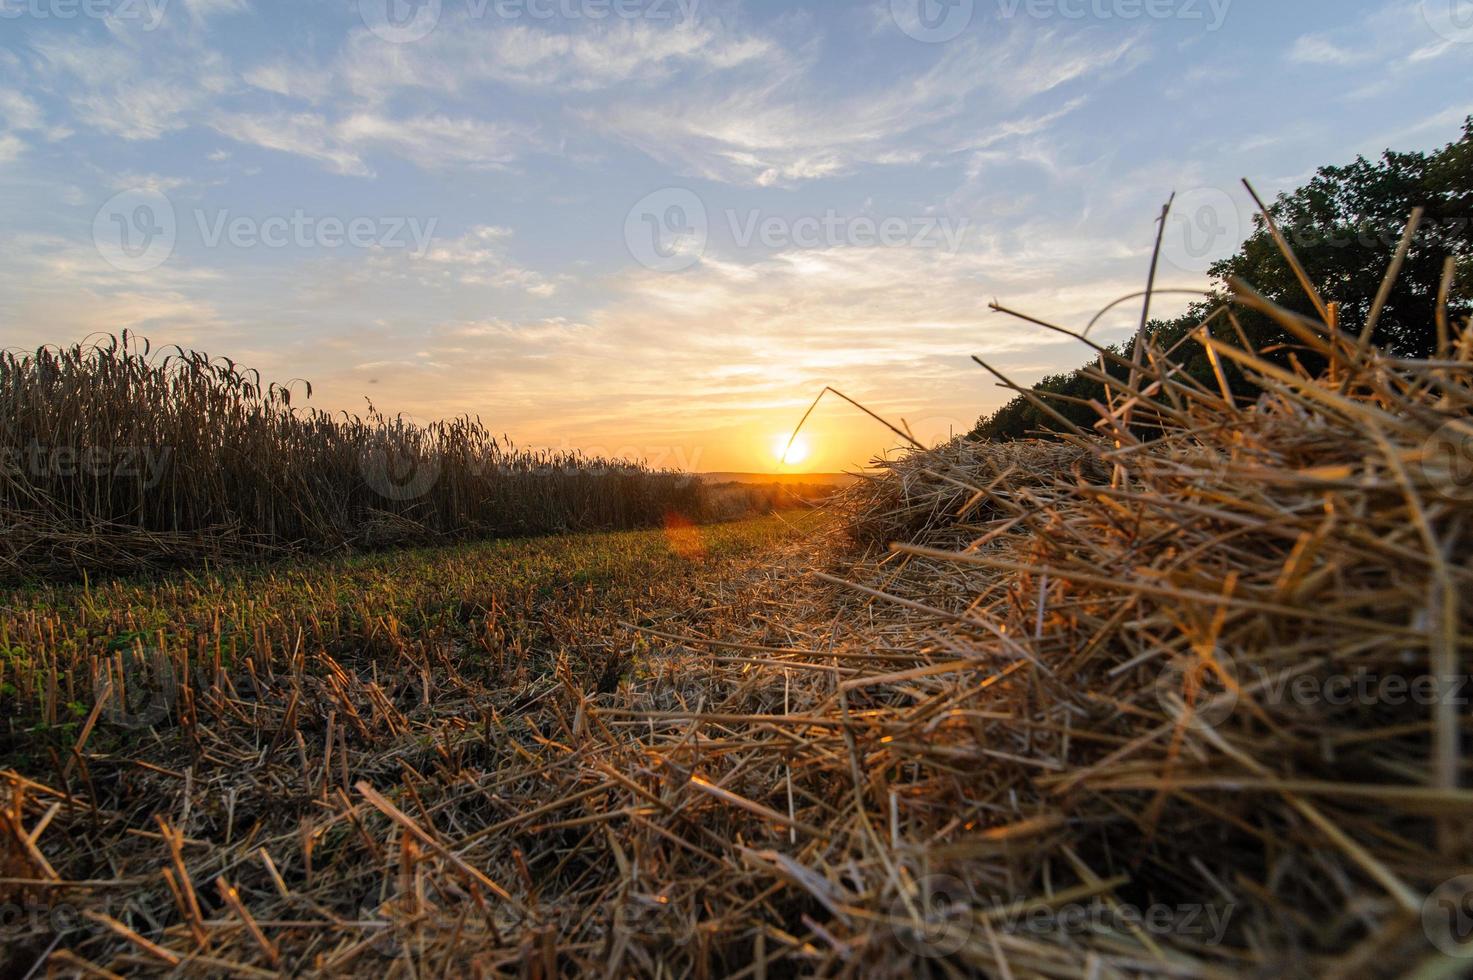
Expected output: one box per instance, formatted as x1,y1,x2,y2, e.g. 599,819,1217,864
0,512,823,765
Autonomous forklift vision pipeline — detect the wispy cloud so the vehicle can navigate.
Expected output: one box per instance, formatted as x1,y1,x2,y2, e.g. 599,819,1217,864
589,29,1137,186
30,27,232,140
210,110,537,175
0,89,70,161
242,62,334,102
1286,0,1473,71
209,112,372,176
336,113,533,171
0,134,25,164
1287,34,1362,66
336,15,777,99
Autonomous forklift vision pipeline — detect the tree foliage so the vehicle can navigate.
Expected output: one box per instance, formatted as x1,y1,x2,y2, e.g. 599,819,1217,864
974,118,1473,442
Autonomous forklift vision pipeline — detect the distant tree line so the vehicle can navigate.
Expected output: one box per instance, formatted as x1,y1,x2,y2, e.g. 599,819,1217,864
973,118,1473,442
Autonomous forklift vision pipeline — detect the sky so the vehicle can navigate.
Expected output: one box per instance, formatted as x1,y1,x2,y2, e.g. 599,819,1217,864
1,0,1470,473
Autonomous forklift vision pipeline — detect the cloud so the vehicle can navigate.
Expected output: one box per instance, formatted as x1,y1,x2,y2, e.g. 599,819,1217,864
334,15,777,101
217,13,783,175
210,112,371,175
30,30,233,140
1288,35,1361,66
588,29,1137,186
0,91,45,131
0,232,228,352
0,90,66,161
396,225,561,296
290,217,1164,455
1286,1,1473,71
336,113,532,171
72,77,212,140
0,134,24,163
180,0,251,23
210,110,536,175
242,62,334,102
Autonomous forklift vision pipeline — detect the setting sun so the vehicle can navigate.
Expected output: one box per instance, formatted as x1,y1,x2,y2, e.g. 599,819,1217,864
772,432,811,467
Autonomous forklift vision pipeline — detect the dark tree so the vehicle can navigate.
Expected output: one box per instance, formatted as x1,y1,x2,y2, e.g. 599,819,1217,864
974,118,1473,442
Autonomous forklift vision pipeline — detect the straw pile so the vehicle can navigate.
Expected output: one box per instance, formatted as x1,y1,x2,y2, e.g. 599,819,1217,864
2,251,1471,977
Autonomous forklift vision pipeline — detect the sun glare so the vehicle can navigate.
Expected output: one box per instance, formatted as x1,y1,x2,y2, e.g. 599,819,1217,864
772,432,811,467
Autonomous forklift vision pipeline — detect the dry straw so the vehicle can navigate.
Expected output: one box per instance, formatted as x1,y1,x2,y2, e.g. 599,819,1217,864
1,215,1471,976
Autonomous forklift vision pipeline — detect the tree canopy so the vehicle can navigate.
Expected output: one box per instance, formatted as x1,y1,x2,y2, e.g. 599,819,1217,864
973,118,1473,442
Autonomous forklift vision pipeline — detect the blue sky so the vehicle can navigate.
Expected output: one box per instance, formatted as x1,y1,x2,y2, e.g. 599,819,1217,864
1,0,1469,471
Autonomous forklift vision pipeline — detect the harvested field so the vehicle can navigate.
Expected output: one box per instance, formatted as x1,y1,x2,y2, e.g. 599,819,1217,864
2,279,1472,976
